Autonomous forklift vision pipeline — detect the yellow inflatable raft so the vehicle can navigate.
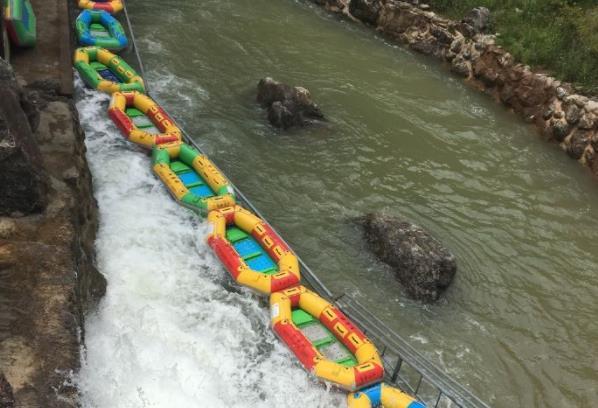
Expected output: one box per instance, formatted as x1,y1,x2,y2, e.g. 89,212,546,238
109,91,182,150
271,285,384,391
207,205,301,295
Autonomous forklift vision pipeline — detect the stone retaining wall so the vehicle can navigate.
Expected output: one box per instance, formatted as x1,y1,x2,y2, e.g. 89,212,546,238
311,0,598,177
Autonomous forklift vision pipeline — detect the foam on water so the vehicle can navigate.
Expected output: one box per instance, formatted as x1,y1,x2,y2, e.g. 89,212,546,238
74,78,344,407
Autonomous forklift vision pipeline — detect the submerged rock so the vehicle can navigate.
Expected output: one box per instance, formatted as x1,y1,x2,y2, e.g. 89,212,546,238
256,77,325,129
361,213,457,303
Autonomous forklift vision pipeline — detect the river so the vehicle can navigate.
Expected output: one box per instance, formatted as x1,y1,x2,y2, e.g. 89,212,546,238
76,0,598,407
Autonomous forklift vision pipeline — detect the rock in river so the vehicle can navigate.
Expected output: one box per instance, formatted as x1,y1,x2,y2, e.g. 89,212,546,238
256,77,324,129
361,213,457,303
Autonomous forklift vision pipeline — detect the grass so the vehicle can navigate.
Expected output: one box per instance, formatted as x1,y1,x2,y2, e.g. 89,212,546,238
427,0,598,93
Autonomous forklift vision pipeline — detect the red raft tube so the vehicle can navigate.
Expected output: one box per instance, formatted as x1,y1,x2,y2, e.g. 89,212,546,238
271,285,384,392
207,205,301,295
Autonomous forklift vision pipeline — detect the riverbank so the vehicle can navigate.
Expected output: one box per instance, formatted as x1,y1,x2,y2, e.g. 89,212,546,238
427,0,598,93
309,0,598,179
0,0,106,406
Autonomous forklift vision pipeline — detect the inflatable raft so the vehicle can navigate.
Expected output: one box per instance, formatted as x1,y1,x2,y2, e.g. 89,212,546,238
109,91,181,149
75,10,128,51
78,0,123,14
207,206,301,295
4,0,36,47
271,285,384,391
348,383,426,408
74,47,145,94
152,143,235,215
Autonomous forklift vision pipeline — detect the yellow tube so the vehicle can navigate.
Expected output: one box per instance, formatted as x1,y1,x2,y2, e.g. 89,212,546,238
347,392,372,408
205,195,236,213
380,384,419,408
298,290,330,319
74,48,88,64
207,210,226,239
234,206,262,233
354,342,383,367
135,93,154,113
109,92,126,110
96,48,114,65
313,359,355,389
278,252,300,277
192,155,229,193
270,292,292,325
153,163,188,200
237,268,271,294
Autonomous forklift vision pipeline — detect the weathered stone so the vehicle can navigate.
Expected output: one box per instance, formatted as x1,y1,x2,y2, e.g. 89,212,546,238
361,213,457,303
1,79,106,408
257,77,325,129
499,84,515,104
0,59,48,216
409,39,437,55
430,25,453,45
565,104,581,124
449,37,464,54
554,110,564,119
498,51,514,68
586,100,598,115
515,84,550,108
578,113,596,130
348,0,380,25
451,55,471,77
551,118,571,142
567,130,591,160
556,87,568,100
472,57,499,87
463,7,491,34
566,94,589,108
0,373,14,408
543,108,554,120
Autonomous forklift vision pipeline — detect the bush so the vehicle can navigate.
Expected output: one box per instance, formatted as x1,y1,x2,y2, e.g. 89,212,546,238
427,0,598,93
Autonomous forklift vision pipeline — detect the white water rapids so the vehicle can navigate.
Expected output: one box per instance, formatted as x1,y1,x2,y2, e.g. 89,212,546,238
74,78,345,407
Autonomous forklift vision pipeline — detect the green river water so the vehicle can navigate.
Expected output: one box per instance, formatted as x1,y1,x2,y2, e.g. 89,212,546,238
127,0,598,406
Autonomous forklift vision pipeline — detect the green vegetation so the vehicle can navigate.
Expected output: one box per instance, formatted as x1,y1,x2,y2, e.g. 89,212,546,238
428,0,598,93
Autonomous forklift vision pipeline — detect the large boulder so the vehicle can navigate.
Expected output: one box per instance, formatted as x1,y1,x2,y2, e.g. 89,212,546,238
361,213,457,303
0,59,47,216
256,77,325,129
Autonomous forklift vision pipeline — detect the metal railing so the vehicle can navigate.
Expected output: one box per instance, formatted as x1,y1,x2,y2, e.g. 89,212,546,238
118,4,492,407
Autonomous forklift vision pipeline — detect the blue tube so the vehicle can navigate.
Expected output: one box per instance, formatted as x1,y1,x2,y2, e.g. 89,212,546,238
75,10,128,51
